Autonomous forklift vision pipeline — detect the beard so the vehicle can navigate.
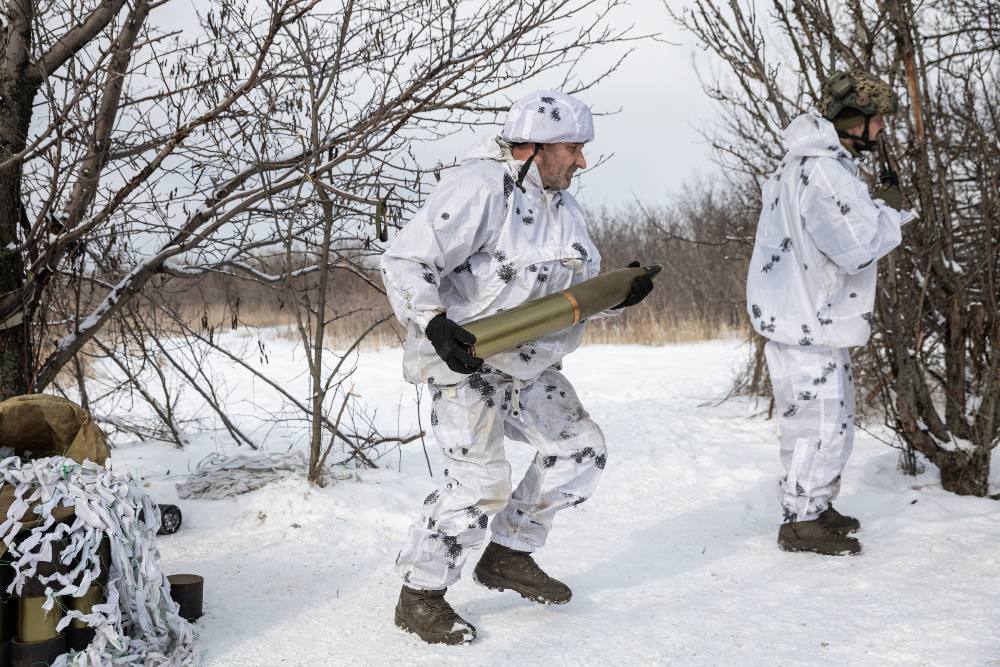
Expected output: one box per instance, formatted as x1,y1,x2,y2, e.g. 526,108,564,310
539,164,575,190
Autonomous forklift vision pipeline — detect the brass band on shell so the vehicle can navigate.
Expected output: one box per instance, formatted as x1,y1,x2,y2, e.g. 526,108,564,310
561,291,581,324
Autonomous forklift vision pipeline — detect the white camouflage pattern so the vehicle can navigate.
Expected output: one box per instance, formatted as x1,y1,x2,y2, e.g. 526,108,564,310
0,456,198,665
380,135,602,386
746,111,915,348
749,112,915,523
765,342,855,522
396,367,606,590
501,90,594,144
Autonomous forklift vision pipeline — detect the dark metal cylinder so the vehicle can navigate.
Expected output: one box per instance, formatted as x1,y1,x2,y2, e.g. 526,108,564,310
167,574,203,621
19,540,68,600
66,626,95,653
0,554,14,645
10,634,67,667
64,585,102,652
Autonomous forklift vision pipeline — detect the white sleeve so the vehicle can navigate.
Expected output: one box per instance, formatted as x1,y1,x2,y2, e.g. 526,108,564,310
380,178,496,331
582,242,624,320
801,161,907,274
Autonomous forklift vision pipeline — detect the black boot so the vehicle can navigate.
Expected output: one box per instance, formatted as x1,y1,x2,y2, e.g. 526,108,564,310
778,519,861,556
394,586,477,645
818,505,860,535
473,542,572,604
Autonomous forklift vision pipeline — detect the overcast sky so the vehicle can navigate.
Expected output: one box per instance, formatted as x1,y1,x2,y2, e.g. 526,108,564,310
571,1,722,210
156,1,723,211
413,2,723,210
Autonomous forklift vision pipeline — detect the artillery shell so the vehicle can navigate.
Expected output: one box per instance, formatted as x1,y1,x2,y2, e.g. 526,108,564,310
16,597,61,644
464,264,661,359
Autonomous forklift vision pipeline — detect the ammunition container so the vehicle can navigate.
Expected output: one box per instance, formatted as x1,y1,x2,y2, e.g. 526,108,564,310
464,264,661,359
157,504,183,536
16,598,60,644
65,537,110,652
69,584,103,630
167,574,204,621
10,633,67,667
66,624,95,652
0,555,12,645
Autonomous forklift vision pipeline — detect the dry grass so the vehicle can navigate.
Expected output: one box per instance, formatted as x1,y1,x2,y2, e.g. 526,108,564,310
183,299,736,349
584,309,737,345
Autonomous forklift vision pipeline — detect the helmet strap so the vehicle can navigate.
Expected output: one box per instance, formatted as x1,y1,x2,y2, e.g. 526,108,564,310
516,143,542,192
858,115,878,152
835,115,878,155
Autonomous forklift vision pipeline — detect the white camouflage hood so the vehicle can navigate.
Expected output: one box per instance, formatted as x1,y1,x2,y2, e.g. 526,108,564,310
462,134,515,163
461,134,544,189
745,111,913,348
783,111,855,162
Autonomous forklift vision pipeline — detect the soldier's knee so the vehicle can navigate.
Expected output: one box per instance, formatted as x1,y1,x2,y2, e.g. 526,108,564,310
478,477,513,514
448,460,512,514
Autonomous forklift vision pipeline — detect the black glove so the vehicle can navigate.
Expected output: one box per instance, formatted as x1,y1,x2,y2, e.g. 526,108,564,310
425,313,484,374
878,166,900,187
612,261,654,309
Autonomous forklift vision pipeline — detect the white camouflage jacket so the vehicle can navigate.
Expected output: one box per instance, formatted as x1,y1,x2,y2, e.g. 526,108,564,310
381,136,602,385
746,112,916,348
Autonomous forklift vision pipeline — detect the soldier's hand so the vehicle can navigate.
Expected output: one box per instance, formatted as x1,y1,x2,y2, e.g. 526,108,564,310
873,184,904,210
878,166,900,187
612,261,654,309
425,313,484,374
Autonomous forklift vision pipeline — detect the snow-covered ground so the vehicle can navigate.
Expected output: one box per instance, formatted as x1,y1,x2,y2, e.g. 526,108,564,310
110,338,1000,666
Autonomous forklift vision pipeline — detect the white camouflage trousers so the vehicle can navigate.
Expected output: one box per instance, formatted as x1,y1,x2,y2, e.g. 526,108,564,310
396,366,607,590
764,341,855,523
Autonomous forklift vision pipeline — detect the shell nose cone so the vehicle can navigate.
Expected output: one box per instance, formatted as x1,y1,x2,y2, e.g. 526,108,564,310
643,264,663,278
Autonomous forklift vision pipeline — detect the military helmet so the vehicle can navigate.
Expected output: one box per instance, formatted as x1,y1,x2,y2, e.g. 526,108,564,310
819,70,899,120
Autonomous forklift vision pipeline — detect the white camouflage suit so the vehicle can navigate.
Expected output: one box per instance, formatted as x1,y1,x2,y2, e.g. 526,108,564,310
746,111,915,523
381,92,609,590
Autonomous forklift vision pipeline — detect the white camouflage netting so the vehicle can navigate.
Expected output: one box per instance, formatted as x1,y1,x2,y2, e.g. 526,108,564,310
175,451,355,500
0,456,198,665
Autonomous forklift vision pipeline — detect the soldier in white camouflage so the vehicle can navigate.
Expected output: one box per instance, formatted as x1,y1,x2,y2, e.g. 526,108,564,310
747,70,916,555
383,90,652,644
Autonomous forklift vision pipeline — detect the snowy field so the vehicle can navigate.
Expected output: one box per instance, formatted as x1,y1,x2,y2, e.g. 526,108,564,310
109,337,1000,666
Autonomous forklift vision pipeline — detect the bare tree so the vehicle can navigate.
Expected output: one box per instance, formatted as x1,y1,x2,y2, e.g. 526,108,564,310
673,0,1000,495
0,1,636,477
586,182,756,343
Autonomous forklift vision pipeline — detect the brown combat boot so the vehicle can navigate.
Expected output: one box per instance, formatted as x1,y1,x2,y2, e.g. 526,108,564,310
394,586,477,645
818,505,861,535
778,519,861,555
473,542,572,604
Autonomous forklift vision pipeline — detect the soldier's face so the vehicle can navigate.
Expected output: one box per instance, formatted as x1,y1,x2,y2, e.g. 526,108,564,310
536,142,587,190
845,114,886,140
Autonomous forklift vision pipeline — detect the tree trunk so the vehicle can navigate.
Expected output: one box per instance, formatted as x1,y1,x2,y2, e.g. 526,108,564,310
0,3,39,400
937,448,992,497
307,186,335,486
0,145,31,401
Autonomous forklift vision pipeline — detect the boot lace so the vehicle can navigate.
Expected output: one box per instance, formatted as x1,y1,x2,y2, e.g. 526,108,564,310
503,550,550,583
424,595,458,623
